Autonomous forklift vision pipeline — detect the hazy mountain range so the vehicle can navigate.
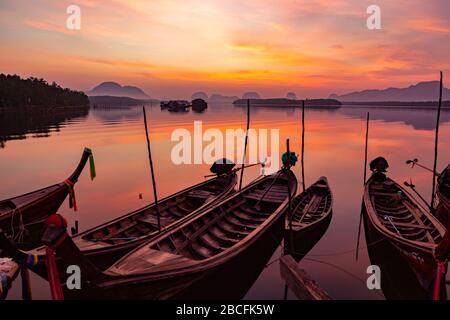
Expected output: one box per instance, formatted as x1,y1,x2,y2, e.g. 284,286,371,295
87,82,151,100
87,80,449,104
329,81,450,102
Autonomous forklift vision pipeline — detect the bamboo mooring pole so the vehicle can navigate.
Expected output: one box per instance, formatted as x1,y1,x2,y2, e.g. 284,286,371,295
301,100,306,191
356,112,370,261
239,99,251,190
142,106,161,232
431,71,443,211
363,112,370,184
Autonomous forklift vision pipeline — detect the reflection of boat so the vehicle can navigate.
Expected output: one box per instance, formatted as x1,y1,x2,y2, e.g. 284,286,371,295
0,149,91,250
363,160,448,299
284,177,333,262
436,163,450,226
1,172,237,279
41,169,297,299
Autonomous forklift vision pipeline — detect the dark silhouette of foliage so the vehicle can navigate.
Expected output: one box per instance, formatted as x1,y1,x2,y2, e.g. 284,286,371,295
0,74,89,108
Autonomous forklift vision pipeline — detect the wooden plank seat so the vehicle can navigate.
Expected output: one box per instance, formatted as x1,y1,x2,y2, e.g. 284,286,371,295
186,189,214,200
134,214,173,227
244,188,287,203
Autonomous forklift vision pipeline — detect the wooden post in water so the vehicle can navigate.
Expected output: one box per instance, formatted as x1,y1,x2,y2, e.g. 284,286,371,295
301,100,306,191
142,106,161,232
431,72,443,211
239,99,251,190
356,112,370,261
363,112,370,184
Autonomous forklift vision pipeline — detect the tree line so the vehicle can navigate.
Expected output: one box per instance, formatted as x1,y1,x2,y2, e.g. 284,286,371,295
0,74,89,108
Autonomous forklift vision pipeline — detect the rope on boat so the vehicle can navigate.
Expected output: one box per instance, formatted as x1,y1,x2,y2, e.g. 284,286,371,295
262,223,390,299
264,240,387,299
9,206,27,244
302,257,385,298
383,215,401,236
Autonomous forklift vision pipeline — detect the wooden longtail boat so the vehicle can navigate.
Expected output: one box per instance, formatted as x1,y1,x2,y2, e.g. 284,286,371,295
40,169,297,299
0,149,92,250
363,165,448,299
284,177,333,261
364,212,438,300
1,172,237,279
436,163,450,225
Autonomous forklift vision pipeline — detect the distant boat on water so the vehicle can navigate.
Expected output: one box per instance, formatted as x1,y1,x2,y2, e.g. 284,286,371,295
160,100,191,112
191,98,208,113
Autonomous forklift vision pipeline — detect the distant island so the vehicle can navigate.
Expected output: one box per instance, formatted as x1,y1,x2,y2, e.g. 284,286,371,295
209,94,240,103
89,95,158,107
342,101,450,108
0,74,89,109
233,98,341,108
87,81,151,100
329,81,450,102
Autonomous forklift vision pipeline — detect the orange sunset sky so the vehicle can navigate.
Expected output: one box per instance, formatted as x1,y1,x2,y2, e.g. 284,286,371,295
0,0,449,99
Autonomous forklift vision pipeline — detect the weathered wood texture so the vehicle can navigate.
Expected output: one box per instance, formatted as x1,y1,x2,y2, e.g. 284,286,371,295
280,255,331,300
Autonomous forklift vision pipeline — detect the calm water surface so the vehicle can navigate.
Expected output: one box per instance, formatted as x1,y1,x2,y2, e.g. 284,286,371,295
1,103,449,300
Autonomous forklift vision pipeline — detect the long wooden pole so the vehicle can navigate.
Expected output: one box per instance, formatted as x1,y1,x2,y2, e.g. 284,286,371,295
239,99,251,190
363,112,370,184
431,71,443,211
301,100,306,191
356,112,370,260
143,106,161,231
286,139,293,232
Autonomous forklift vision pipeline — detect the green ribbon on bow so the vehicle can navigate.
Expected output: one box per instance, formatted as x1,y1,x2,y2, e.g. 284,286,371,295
84,147,96,180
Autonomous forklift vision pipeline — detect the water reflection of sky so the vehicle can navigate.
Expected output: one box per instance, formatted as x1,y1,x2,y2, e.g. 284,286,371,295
1,103,449,300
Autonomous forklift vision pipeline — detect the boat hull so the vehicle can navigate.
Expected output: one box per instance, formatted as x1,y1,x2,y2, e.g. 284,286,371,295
362,204,437,299
20,174,238,280
284,211,332,262
0,184,69,250
71,206,286,300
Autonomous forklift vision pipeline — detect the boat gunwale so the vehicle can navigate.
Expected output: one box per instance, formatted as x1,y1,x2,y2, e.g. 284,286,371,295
32,173,238,256
0,183,65,223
